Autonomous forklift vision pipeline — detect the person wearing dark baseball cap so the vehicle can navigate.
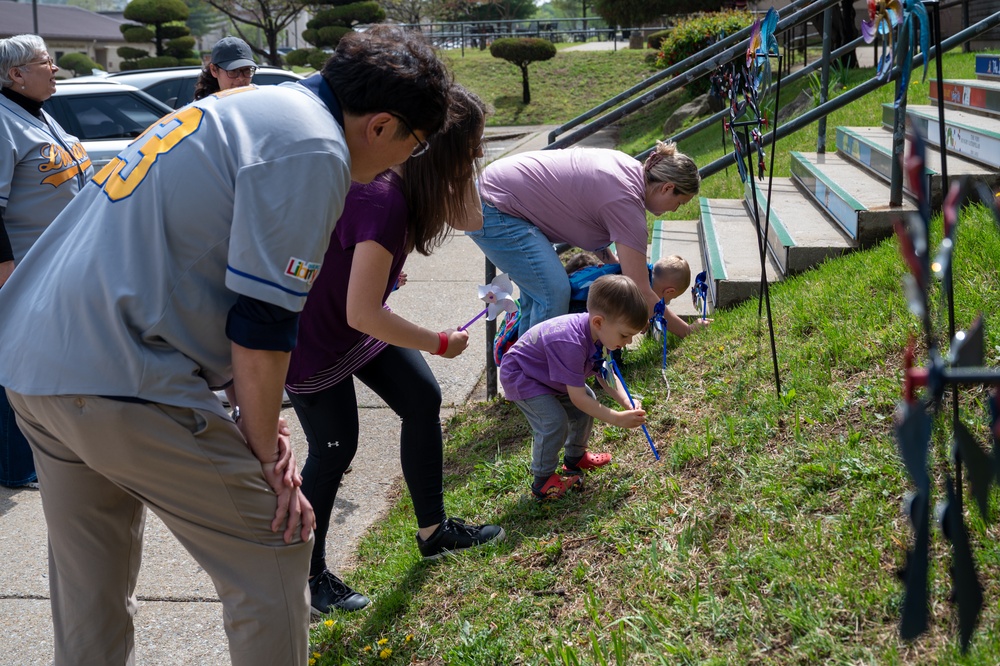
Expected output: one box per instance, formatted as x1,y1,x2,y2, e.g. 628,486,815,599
194,36,257,100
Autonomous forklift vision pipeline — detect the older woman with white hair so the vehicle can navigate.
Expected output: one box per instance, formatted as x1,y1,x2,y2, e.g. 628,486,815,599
0,34,92,488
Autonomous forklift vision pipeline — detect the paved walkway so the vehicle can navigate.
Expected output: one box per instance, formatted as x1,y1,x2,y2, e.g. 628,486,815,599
0,124,619,665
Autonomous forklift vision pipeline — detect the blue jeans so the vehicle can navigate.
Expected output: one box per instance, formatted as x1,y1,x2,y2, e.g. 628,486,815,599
512,387,595,478
467,202,571,337
1,387,37,487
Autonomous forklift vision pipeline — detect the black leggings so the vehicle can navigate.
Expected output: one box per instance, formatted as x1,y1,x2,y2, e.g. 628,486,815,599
288,345,445,577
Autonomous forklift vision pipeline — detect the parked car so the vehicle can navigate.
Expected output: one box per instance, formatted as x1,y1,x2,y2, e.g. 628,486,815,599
47,80,173,169
74,66,303,109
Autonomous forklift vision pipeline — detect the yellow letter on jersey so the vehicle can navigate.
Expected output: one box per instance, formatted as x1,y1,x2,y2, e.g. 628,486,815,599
93,106,204,202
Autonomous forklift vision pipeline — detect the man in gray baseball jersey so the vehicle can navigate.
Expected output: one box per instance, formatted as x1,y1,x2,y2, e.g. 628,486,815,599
0,26,449,666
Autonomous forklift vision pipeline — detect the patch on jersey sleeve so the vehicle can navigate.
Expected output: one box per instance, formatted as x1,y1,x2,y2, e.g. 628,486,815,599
285,257,321,284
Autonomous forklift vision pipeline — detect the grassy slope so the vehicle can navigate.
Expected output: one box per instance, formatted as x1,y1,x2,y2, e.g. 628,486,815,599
444,47,658,127
308,49,1000,665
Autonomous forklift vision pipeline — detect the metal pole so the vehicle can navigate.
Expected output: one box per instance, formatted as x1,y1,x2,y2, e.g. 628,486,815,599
485,259,498,400
33,0,39,34
889,26,910,207
817,6,833,152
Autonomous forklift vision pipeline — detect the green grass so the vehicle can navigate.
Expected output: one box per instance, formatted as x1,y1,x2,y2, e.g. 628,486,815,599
307,48,1000,664
446,47,659,127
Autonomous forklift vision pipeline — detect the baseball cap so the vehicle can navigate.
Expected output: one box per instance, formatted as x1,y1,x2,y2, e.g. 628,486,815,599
211,37,256,70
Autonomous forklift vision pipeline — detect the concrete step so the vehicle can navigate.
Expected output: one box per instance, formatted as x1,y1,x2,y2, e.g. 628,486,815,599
744,178,853,275
930,79,1000,118
790,151,914,246
976,53,1000,82
649,218,705,318
883,104,1000,169
698,197,781,310
835,126,999,209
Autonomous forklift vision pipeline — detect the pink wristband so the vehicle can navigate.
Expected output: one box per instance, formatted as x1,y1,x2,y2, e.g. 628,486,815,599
433,331,449,356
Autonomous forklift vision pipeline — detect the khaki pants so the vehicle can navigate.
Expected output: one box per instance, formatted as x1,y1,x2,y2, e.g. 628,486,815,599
7,391,312,666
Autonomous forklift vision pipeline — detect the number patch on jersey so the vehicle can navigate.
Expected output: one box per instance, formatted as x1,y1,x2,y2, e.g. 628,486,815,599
92,106,205,202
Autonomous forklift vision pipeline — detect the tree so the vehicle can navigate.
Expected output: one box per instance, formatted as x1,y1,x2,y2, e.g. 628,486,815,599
551,0,594,19
202,0,307,66
123,0,191,56
119,0,198,69
435,0,535,22
184,0,227,48
490,37,555,104
58,52,104,77
380,0,428,24
593,0,669,29
302,0,386,50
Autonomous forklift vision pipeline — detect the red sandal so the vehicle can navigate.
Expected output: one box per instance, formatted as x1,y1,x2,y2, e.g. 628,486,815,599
563,451,612,472
531,472,582,500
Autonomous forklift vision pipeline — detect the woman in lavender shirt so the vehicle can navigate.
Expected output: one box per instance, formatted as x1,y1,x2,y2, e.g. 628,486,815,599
469,142,700,338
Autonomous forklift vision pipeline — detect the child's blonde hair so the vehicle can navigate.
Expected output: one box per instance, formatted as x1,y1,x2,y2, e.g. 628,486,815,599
587,275,648,330
652,255,691,292
643,141,701,196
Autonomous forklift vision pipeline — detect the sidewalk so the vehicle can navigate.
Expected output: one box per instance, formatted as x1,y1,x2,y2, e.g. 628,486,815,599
0,124,619,665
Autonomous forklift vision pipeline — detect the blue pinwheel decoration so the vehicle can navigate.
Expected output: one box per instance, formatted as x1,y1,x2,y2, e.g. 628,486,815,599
746,7,779,93
894,0,930,105
691,271,709,322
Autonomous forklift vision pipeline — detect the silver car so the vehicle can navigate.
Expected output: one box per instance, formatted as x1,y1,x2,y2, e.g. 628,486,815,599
75,66,303,109
47,80,173,168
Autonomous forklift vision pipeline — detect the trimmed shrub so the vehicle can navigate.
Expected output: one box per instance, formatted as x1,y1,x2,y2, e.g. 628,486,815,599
655,11,753,95
121,25,154,43
647,29,670,50
489,37,556,104
284,48,315,67
316,26,351,48
58,52,103,77
136,55,180,69
179,57,202,66
117,46,149,60
307,49,330,71
165,35,196,58
160,24,190,40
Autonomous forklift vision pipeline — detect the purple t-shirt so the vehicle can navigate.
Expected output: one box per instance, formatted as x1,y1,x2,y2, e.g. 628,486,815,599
286,170,408,386
477,148,648,254
499,313,599,401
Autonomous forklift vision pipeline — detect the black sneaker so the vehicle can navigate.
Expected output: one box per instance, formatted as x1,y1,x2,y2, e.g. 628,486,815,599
309,570,370,616
416,517,505,560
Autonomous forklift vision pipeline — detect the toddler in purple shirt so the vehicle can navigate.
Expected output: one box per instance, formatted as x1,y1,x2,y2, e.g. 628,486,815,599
499,275,650,499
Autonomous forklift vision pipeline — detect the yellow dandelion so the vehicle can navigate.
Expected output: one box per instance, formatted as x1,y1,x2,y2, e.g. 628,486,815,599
313,653,321,659
379,648,393,659
308,659,316,666
718,345,724,352
405,634,414,643
363,645,372,652
377,638,388,646
324,619,334,628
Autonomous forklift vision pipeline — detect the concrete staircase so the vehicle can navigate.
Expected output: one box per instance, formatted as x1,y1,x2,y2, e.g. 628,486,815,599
655,53,1000,315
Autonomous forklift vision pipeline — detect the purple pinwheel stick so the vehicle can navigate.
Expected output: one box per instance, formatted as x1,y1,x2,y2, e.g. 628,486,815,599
459,273,517,331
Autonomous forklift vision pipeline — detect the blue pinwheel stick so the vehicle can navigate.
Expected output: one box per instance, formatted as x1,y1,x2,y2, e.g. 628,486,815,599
609,358,660,461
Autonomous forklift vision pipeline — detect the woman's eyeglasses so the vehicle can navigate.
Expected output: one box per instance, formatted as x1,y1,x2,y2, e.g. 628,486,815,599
390,113,431,158
222,66,257,79
19,57,55,69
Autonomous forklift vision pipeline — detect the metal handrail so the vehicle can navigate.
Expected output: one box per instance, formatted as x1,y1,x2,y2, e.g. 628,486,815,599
698,10,1000,179
544,0,844,151
545,0,819,146
633,33,867,162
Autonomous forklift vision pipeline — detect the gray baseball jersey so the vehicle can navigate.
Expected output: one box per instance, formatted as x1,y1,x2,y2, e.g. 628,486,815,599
0,83,350,417
0,94,93,263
